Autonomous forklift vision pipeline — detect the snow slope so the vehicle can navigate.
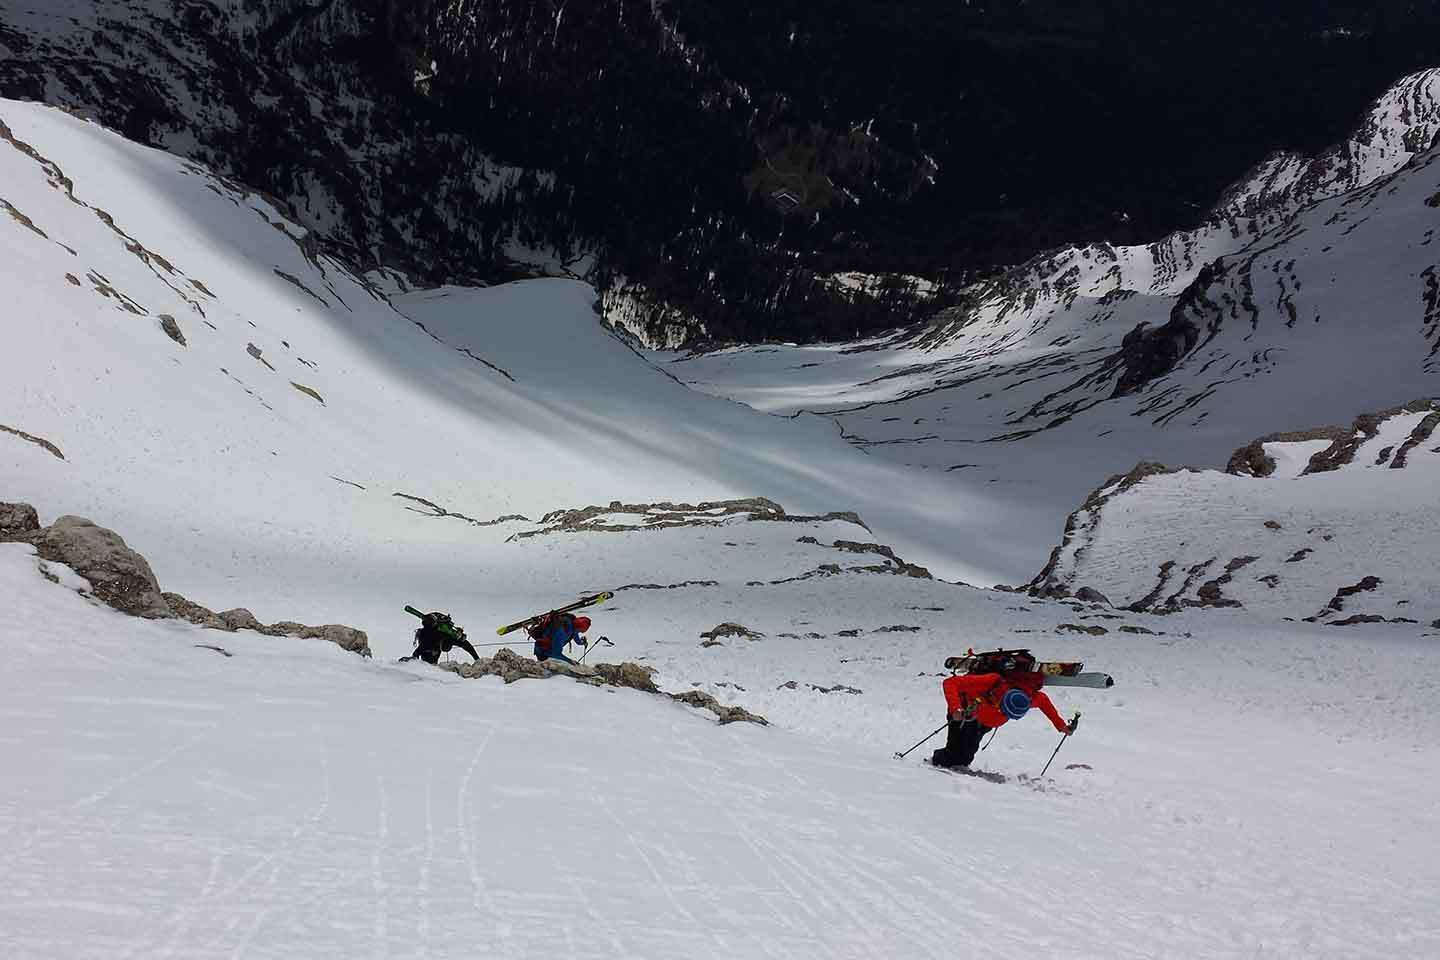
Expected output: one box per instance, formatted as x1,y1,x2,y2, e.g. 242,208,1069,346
6,538,1440,959
3,84,1440,960
674,69,1440,585
0,93,1010,632
1031,401,1440,626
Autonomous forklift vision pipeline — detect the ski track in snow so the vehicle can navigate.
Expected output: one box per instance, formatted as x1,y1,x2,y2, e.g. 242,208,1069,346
4,536,1438,957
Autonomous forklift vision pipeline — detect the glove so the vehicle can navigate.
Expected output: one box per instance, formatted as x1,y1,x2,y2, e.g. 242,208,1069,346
1064,719,1079,735
949,710,965,723
576,636,588,647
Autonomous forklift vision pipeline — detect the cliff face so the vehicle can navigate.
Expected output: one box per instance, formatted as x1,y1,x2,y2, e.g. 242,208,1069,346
4,3,1438,345
0,0,560,283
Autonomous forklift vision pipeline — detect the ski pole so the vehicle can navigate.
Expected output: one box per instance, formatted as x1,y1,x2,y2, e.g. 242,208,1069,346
981,726,1000,752
894,721,948,760
577,635,613,665
1040,712,1081,777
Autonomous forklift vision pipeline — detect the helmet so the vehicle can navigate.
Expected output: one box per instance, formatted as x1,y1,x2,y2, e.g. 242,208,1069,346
1001,688,1031,720
574,615,592,632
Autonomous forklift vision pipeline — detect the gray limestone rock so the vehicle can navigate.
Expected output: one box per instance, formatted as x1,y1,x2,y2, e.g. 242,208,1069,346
0,501,40,535
38,516,172,618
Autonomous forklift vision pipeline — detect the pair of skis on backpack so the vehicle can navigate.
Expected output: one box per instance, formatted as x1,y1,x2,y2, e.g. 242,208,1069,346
943,648,1114,688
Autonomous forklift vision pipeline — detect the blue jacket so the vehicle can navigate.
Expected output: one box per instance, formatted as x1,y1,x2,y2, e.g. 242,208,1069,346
532,615,582,663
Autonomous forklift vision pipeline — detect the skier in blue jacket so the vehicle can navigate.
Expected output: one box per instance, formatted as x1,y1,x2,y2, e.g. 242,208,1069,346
527,612,590,665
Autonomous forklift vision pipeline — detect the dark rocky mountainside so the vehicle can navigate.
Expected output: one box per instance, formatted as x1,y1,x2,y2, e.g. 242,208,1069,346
3,0,1438,344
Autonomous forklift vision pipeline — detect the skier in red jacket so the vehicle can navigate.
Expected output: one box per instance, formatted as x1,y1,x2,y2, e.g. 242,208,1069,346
931,670,1075,769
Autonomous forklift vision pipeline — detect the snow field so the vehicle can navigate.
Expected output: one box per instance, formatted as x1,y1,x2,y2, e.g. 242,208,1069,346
4,545,1440,959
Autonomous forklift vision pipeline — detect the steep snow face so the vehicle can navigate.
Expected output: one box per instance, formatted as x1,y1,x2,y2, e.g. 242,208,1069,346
0,94,1025,640
7,532,1440,958
1031,402,1440,626
1214,68,1440,220
675,69,1440,585
3,82,1440,960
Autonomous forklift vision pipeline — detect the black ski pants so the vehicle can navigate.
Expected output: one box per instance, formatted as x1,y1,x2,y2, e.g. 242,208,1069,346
931,718,989,768
413,635,480,664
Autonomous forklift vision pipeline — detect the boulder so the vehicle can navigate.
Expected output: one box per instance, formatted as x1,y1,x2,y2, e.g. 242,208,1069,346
252,616,371,656
592,661,659,693
316,624,369,655
1075,586,1112,606
668,689,769,725
38,516,172,618
449,648,549,683
218,607,263,631
0,501,40,535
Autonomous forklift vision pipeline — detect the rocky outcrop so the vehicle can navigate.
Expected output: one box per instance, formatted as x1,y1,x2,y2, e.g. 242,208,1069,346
1028,461,1181,599
1302,399,1439,475
3,499,370,655
667,690,769,725
1226,426,1350,477
0,501,40,534
442,652,767,725
510,497,870,541
0,423,64,460
165,595,371,656
700,622,765,646
36,515,173,619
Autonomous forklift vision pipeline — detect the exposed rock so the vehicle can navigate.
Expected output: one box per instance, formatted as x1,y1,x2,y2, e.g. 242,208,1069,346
828,540,932,578
1303,399,1438,474
1258,574,1281,588
218,607,263,631
1328,614,1388,627
592,661,660,693
1263,520,1282,530
391,492,529,527
1390,410,1440,469
667,690,768,725
700,622,765,642
1029,461,1179,599
447,647,549,683
1057,623,1108,636
194,643,232,657
37,516,172,618
1119,625,1156,635
290,382,324,404
1075,586,1111,606
1225,426,1349,478
256,619,371,656
163,592,227,630
158,314,186,346
0,423,65,460
1285,548,1313,563
246,342,276,371
314,624,370,655
1325,576,1383,612
510,497,870,541
810,683,862,695
1106,271,1208,397
616,579,719,591
0,501,40,534
15,505,369,654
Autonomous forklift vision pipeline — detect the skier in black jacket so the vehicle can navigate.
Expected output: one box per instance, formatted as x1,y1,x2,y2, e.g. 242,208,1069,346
402,611,479,664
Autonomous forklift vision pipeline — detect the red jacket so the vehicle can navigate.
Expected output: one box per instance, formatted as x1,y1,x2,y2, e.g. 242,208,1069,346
943,672,1068,732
